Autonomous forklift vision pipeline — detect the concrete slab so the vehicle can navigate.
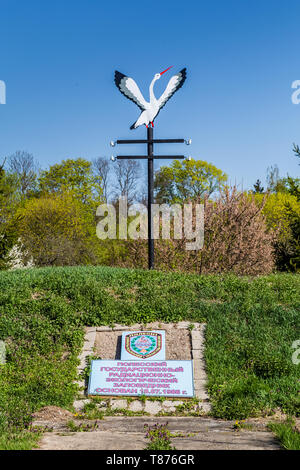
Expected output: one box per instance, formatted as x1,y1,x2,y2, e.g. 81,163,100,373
36,417,280,450
37,431,147,450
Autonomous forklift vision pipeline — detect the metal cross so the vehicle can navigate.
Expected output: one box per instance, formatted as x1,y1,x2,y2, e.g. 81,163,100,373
111,127,191,269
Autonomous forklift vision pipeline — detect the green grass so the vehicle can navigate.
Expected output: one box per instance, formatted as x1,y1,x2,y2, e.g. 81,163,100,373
0,430,41,450
0,266,299,448
268,420,300,450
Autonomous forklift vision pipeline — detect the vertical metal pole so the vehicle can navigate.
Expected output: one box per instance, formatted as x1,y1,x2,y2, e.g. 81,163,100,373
147,126,154,269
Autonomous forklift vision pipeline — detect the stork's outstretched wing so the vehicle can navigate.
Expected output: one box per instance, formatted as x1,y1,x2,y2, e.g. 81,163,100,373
114,71,148,111
157,68,186,112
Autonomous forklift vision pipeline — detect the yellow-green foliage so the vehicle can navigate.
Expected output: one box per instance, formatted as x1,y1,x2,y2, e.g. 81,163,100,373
18,192,93,238
16,193,100,266
155,158,227,203
254,192,300,238
38,158,103,208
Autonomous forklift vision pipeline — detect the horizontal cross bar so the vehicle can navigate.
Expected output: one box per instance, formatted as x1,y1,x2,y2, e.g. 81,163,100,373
116,155,185,160
116,139,185,144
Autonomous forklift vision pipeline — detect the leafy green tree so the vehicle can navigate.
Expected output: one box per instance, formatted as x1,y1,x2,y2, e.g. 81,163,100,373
154,158,227,204
273,176,300,202
38,158,103,208
254,192,300,235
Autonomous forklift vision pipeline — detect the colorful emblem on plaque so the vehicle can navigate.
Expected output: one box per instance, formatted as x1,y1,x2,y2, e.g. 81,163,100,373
121,330,166,360
126,332,161,359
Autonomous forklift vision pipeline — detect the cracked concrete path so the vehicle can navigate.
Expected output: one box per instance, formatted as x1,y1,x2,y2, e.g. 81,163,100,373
36,417,281,450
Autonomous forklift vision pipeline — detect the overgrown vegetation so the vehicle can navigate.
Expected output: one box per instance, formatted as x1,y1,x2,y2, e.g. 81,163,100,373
121,188,275,274
0,266,299,449
1,149,299,273
268,419,300,450
17,193,101,266
144,422,175,450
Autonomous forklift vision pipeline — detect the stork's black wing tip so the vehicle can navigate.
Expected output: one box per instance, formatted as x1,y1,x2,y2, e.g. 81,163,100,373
114,71,126,87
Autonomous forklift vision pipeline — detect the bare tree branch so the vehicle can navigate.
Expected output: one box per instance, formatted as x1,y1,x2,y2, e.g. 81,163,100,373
92,157,111,202
7,151,39,196
113,159,141,205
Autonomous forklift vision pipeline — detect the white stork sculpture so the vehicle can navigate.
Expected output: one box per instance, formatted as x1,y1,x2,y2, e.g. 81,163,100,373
114,66,186,129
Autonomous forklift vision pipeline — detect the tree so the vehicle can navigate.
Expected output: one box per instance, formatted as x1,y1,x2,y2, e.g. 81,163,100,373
253,179,264,193
7,151,39,198
274,203,300,272
113,159,141,204
17,193,101,266
266,165,280,192
38,158,103,208
293,143,300,165
154,158,227,204
272,176,300,202
0,161,18,269
92,157,111,202
254,191,300,272
254,192,300,234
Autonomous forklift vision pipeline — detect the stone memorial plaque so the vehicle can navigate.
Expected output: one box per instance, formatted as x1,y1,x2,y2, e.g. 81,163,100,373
88,359,194,398
121,330,165,360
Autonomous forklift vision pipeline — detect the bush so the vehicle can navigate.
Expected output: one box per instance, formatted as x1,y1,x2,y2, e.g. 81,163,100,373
16,193,101,266
255,192,300,272
116,187,275,275
273,206,300,272
144,423,175,450
255,192,300,238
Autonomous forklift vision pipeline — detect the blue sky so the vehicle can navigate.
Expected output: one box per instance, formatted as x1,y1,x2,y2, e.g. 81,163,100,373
0,0,299,189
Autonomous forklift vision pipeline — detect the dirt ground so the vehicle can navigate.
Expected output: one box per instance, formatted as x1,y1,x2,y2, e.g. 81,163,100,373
94,329,192,360
32,406,73,422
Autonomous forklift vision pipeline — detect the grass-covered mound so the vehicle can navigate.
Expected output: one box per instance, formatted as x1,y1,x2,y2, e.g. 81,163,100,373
0,266,299,448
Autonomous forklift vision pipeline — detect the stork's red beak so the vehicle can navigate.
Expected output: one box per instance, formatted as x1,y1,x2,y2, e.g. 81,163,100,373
160,66,173,75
